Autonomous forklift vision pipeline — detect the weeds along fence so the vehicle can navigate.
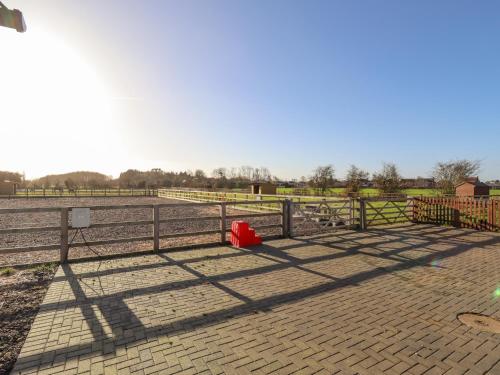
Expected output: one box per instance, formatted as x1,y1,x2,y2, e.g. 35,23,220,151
4,188,157,199
413,196,500,231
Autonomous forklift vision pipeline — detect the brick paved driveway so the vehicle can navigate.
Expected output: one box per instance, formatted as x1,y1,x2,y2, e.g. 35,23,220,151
12,224,500,375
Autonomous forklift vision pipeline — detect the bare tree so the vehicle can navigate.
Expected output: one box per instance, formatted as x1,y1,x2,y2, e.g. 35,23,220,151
254,167,271,182
345,165,369,194
432,159,481,194
373,163,402,193
239,166,254,181
194,169,206,179
227,167,238,179
310,165,335,194
252,168,261,181
211,168,227,179
64,178,77,190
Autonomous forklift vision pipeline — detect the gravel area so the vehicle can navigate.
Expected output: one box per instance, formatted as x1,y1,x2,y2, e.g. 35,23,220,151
0,197,281,266
0,264,57,375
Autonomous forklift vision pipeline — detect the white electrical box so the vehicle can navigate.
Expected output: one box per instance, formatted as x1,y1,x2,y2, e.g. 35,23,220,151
72,208,91,228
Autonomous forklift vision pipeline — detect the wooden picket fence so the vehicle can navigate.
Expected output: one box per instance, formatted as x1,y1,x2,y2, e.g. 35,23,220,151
413,197,500,231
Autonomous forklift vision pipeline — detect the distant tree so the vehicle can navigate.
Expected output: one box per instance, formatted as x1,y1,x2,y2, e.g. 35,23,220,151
252,169,261,181
310,165,335,194
345,165,369,194
252,167,271,182
259,167,271,182
227,167,237,179
64,178,77,190
373,163,402,193
194,169,206,179
211,168,227,179
0,170,23,184
432,159,481,194
41,176,51,188
239,166,254,180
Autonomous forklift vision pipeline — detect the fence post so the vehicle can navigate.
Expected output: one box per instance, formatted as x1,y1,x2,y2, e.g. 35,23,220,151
348,197,354,228
60,208,69,263
287,199,293,237
281,200,288,237
494,200,498,231
220,202,227,244
359,199,367,230
411,197,417,222
153,205,160,251
452,201,461,228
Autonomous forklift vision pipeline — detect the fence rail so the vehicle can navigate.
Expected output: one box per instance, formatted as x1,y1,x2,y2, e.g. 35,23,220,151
158,189,286,212
361,199,414,228
158,188,283,203
2,188,157,199
2,195,498,265
0,200,287,262
157,188,351,206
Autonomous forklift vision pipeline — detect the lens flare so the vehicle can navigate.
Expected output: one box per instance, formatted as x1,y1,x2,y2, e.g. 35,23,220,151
430,258,442,268
494,287,500,299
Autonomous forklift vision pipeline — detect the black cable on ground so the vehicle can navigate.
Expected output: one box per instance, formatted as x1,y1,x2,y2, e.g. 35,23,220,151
68,227,105,296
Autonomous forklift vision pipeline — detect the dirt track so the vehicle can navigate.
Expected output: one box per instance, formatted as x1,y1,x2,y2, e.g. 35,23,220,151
0,197,281,266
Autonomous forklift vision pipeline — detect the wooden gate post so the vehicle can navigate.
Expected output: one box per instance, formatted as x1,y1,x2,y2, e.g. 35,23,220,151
220,202,227,244
487,199,495,231
412,197,418,222
60,208,69,263
359,199,367,230
153,205,160,251
452,206,461,228
348,198,354,228
283,198,294,238
281,199,290,237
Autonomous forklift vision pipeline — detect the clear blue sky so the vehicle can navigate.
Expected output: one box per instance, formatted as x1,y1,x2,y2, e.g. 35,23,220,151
2,0,499,180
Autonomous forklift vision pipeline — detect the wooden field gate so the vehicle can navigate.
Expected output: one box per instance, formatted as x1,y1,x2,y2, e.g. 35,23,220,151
288,199,357,236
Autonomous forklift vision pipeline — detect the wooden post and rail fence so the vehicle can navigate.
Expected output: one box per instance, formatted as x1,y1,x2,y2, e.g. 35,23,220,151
0,196,498,265
2,188,157,199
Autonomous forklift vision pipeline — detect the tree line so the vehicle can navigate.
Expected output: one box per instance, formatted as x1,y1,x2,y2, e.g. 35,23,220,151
1,159,482,194
2,166,276,190
310,159,481,194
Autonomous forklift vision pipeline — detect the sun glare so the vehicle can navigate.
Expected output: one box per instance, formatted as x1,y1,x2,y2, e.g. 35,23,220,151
1,27,115,177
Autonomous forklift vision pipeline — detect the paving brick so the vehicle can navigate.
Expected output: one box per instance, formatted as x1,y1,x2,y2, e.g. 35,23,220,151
10,224,500,375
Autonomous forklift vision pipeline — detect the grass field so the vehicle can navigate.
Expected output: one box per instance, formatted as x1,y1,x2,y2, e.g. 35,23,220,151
277,187,500,197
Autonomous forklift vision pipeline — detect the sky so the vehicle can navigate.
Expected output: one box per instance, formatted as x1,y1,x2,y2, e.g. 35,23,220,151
1,0,499,180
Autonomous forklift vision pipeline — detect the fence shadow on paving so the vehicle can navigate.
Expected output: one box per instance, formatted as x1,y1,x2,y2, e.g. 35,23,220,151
12,224,500,372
